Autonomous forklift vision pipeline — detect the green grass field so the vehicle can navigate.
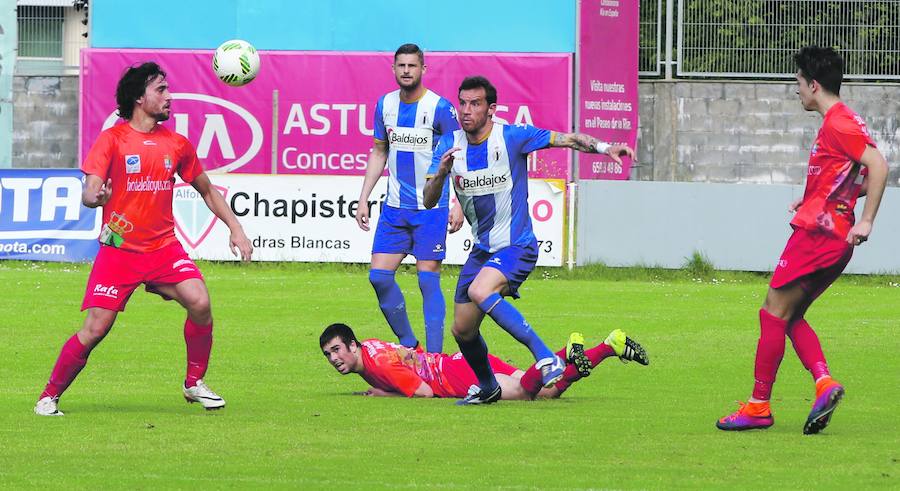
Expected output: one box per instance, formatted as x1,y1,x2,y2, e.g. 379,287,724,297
1,261,897,489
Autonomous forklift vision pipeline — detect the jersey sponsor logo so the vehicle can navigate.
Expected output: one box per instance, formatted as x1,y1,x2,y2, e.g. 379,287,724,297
142,140,157,146
386,126,432,152
453,168,512,197
93,284,119,299
777,259,787,268
125,155,141,174
172,182,228,248
102,93,264,173
126,176,173,193
808,166,822,176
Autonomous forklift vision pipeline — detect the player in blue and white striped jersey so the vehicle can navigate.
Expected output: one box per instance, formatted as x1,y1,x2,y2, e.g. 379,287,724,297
424,76,635,405
355,44,463,353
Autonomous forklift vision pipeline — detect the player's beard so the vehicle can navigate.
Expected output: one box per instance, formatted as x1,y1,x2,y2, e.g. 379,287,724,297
153,110,171,122
396,75,421,91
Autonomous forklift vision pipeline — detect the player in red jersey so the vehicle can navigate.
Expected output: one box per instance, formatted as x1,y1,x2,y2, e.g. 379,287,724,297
717,47,888,434
34,62,253,416
320,323,649,400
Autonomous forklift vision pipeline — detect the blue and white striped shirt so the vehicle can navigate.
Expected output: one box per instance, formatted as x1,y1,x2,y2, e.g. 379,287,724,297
430,123,553,253
373,89,458,210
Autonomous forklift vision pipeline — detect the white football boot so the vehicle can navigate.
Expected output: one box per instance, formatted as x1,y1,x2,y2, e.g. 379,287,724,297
34,396,64,416
183,379,226,410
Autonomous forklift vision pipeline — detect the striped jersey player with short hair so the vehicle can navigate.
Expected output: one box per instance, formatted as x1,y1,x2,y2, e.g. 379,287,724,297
424,75,635,405
355,43,463,354
716,46,889,434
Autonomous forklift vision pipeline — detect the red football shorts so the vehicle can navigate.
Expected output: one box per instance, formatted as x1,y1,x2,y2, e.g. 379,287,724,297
82,242,204,312
441,353,520,398
770,226,853,300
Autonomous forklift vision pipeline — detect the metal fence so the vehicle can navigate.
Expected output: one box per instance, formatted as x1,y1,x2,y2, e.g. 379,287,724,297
639,0,900,79
16,2,88,75
675,0,900,79
639,0,663,75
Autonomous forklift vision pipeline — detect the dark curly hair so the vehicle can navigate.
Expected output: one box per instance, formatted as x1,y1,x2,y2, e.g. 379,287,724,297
115,62,167,120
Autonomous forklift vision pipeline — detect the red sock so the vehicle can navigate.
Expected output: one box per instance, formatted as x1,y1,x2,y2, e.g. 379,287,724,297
752,308,787,401
519,343,618,396
554,343,616,393
788,318,830,381
41,334,90,399
184,318,213,388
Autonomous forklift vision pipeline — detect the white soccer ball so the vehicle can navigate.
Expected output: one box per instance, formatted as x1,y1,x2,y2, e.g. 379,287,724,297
212,39,260,87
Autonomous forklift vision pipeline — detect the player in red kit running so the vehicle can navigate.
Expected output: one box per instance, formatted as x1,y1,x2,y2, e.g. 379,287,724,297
717,47,888,434
34,62,253,416
320,323,649,400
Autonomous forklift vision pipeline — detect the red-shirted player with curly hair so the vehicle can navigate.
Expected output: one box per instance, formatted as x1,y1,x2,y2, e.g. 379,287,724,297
34,62,254,416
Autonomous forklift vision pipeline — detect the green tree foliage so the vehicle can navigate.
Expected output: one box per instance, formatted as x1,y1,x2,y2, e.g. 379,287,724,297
678,0,899,77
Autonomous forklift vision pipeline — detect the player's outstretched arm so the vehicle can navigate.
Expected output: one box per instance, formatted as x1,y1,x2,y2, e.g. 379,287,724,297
191,172,253,261
551,132,636,165
846,145,889,245
356,140,389,231
81,174,112,208
423,146,460,209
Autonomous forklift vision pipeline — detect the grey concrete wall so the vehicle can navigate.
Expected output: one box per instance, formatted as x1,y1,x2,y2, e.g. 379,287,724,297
577,181,900,274
9,77,899,180
634,81,900,185
12,75,79,168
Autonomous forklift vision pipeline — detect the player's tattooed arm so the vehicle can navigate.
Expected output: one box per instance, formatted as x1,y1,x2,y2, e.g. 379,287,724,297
551,132,636,164
423,146,461,209
551,132,600,153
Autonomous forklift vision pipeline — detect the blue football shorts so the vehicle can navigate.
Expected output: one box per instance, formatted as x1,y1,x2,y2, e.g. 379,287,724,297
371,205,449,261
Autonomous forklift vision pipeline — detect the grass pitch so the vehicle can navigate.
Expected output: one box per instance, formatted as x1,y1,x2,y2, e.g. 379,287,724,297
0,261,897,489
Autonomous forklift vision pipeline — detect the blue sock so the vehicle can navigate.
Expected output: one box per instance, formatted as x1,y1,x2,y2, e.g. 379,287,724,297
455,333,498,391
417,271,445,353
369,269,417,348
478,292,553,362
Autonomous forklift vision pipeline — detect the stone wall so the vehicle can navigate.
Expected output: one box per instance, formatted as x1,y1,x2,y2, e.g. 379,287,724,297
10,76,900,188
634,81,900,185
12,75,79,168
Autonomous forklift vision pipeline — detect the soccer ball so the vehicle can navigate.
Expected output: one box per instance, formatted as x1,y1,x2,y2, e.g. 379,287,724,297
212,39,260,86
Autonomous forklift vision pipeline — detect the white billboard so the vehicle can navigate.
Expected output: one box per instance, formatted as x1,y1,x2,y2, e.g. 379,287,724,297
174,175,566,266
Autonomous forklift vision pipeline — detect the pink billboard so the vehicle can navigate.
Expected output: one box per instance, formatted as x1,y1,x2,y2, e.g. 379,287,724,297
577,0,639,179
80,49,572,179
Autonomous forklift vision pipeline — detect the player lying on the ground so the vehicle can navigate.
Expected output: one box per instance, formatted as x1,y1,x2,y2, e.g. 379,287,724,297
319,323,649,400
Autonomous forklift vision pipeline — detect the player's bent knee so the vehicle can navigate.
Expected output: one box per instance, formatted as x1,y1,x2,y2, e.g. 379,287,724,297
466,285,488,305
81,309,115,341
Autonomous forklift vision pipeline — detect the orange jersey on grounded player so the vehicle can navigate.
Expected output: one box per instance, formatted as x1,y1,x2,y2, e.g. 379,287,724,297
791,102,875,239
358,339,460,397
82,123,204,253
